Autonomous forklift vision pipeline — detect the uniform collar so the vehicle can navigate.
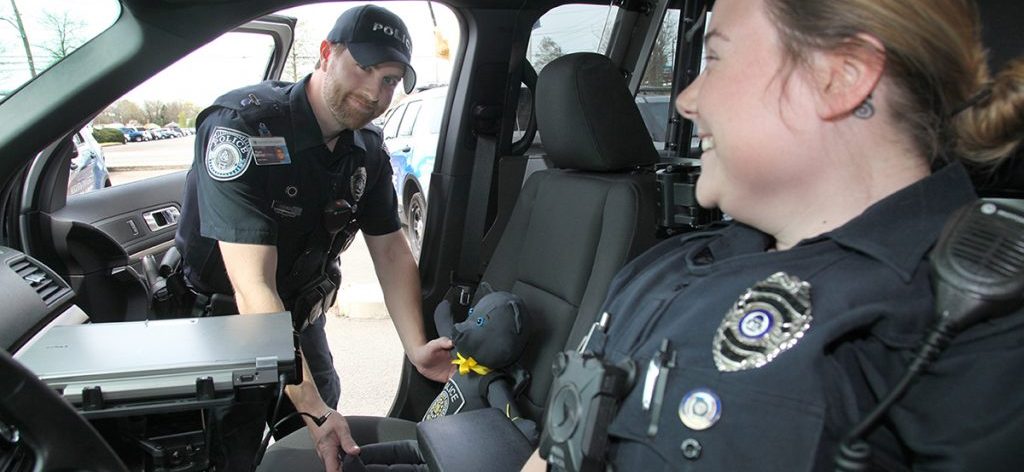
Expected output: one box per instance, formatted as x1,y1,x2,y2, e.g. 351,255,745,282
289,75,368,152
824,162,977,282
700,162,977,282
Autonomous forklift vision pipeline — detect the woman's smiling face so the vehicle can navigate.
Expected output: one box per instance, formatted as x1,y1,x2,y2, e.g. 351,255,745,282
675,0,826,224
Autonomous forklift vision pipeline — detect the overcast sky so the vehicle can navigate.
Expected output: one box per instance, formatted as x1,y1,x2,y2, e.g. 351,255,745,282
2,1,612,106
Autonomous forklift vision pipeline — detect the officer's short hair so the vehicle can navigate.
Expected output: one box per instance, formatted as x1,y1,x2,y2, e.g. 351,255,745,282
315,43,347,70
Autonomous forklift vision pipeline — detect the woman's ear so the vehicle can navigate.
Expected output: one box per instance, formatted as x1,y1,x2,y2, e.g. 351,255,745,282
812,33,886,120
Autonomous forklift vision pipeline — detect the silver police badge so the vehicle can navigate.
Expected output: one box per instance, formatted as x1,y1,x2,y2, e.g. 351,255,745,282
206,127,253,181
350,166,367,202
712,272,812,372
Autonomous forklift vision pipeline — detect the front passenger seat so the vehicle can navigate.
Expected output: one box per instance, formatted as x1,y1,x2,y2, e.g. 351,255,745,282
476,51,661,423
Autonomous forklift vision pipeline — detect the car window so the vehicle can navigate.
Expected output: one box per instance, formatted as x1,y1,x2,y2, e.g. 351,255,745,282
636,9,679,149
0,0,120,104
383,104,406,139
84,31,276,191
416,96,444,135
399,100,422,137
528,3,617,72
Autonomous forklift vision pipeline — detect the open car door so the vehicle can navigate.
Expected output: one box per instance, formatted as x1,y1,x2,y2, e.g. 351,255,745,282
11,15,296,325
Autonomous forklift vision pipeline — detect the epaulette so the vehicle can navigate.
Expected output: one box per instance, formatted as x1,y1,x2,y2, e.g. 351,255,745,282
196,81,291,129
357,125,383,153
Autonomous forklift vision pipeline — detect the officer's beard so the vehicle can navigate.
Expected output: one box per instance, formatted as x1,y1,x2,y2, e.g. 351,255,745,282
322,73,380,131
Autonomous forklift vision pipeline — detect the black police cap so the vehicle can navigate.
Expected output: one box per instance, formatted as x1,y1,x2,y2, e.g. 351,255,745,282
327,5,417,94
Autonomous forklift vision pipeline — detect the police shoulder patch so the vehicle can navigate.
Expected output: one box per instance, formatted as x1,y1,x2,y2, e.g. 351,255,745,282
205,127,254,181
422,379,466,421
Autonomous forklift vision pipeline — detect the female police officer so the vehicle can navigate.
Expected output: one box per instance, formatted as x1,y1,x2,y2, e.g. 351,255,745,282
526,0,1024,469
175,5,453,471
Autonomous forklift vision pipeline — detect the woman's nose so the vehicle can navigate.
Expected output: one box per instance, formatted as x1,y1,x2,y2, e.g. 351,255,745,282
676,74,702,120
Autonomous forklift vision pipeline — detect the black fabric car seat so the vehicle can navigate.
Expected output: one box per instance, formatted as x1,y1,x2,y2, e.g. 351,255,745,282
476,52,660,422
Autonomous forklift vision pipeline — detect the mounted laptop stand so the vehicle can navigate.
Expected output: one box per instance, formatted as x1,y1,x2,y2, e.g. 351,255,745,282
17,312,298,471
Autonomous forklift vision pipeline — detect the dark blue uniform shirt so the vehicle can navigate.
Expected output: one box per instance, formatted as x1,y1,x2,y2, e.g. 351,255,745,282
176,76,400,302
600,163,1024,470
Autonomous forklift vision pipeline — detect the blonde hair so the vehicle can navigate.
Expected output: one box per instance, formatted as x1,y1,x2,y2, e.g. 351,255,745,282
765,0,1023,166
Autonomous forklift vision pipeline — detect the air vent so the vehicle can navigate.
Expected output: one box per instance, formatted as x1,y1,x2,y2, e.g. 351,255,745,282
9,257,71,306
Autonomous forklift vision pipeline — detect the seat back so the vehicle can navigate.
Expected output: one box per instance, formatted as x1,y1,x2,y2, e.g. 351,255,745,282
479,52,660,421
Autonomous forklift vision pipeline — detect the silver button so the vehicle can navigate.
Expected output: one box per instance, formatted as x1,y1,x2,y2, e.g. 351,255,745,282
681,438,702,460
678,388,722,430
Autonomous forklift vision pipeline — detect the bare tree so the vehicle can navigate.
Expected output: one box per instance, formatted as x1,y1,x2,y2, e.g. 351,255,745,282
1,0,36,77
532,36,563,72
143,100,168,125
0,41,8,81
641,16,678,89
283,21,318,82
97,100,146,125
38,10,85,62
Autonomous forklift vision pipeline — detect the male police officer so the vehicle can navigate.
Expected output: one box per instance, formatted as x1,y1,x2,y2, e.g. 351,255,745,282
175,5,453,470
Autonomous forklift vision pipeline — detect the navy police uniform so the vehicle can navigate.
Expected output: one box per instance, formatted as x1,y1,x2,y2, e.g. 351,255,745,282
175,75,400,466
596,163,1024,470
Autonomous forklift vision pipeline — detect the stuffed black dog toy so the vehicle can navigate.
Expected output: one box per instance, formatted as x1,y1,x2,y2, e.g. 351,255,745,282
343,288,537,471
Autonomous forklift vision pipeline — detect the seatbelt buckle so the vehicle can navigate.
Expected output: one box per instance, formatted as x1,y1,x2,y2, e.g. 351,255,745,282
458,285,472,306
577,312,611,355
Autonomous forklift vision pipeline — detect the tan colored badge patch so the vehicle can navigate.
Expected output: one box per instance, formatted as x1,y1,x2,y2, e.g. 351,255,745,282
712,272,812,372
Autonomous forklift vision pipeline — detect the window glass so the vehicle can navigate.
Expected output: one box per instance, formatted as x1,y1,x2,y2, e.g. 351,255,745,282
637,9,680,149
419,96,444,135
0,0,120,103
527,4,617,73
86,32,276,190
399,100,422,137
383,104,405,139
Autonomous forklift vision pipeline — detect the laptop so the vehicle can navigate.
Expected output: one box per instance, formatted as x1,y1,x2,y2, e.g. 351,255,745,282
16,312,296,407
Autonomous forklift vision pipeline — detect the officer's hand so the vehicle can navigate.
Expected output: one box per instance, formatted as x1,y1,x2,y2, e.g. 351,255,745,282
306,409,359,472
410,336,455,383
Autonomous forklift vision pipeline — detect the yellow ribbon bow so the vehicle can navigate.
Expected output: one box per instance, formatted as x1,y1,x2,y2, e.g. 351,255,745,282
452,352,492,376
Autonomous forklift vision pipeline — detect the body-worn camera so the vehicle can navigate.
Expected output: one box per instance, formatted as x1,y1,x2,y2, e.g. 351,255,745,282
540,349,635,472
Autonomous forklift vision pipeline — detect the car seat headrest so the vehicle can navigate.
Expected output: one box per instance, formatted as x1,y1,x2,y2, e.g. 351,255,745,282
536,53,660,171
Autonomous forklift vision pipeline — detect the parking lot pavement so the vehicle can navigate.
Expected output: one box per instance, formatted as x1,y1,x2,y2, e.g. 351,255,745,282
103,135,195,170
326,314,404,416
